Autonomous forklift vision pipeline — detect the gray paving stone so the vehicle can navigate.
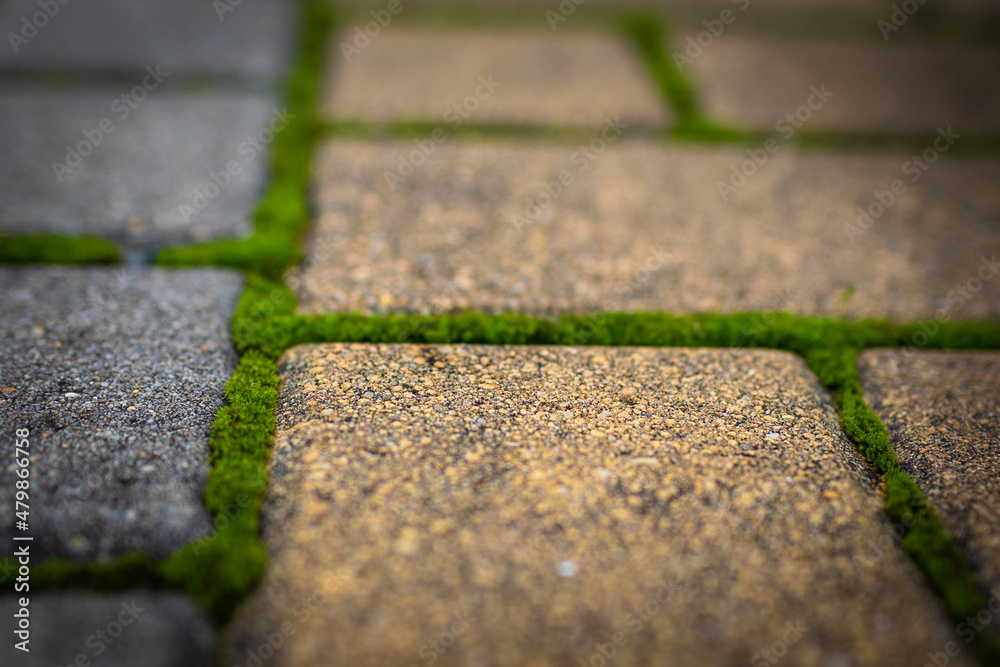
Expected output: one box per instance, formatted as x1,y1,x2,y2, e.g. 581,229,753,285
0,591,212,667
860,350,1000,602
681,37,1000,134
0,88,284,258
0,267,242,560
293,140,1000,321
324,27,668,128
0,0,295,79
228,344,968,667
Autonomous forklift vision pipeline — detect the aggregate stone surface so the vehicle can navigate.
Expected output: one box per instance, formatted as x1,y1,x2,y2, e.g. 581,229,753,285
0,591,213,667
324,27,668,129
0,0,295,79
682,37,1000,134
228,343,969,667
860,350,1000,601
0,267,242,560
293,140,1000,321
0,88,281,258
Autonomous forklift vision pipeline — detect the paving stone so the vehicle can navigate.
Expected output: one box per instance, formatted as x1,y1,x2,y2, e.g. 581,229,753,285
860,350,1000,601
681,37,1000,134
324,27,668,128
0,267,242,560
0,88,283,258
0,0,295,79
293,140,1000,321
0,591,213,667
228,343,969,667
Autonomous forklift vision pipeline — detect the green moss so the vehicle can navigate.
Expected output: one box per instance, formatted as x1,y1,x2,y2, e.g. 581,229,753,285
624,14,701,127
160,350,278,621
320,118,630,144
818,351,1000,664
0,233,120,264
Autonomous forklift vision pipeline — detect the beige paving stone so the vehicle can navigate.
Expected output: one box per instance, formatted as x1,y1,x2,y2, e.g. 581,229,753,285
292,140,1000,321
681,37,1000,134
860,350,1000,602
324,27,668,128
228,344,969,667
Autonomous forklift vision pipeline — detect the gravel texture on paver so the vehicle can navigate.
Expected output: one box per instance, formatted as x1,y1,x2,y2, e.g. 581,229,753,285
681,37,1000,134
860,350,1000,604
293,140,1000,321
0,267,242,560
0,88,281,258
0,0,295,79
0,592,213,667
324,27,668,129
227,343,969,667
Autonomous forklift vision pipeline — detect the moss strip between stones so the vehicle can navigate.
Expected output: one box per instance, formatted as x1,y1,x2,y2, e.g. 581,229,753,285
0,233,121,265
225,276,1000,663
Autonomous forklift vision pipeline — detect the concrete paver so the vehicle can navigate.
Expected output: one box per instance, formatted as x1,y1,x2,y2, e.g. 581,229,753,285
292,140,1000,321
324,27,668,128
682,37,1000,134
227,343,968,667
0,89,282,257
0,0,295,79
860,350,1000,602
0,267,242,560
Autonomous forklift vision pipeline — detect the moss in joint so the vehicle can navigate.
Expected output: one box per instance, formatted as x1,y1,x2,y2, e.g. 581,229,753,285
0,233,121,265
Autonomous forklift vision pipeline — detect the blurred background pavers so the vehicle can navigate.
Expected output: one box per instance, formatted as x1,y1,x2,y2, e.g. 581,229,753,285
0,0,294,79
324,27,669,128
0,0,297,258
0,89,279,261
0,267,241,560
228,343,969,667
0,592,212,667
860,350,1000,605
681,37,1000,134
292,140,1000,320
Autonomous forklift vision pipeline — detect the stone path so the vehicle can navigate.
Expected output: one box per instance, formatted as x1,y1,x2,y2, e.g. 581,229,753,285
293,140,1000,319
0,267,241,560
231,344,966,667
2,1,999,666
